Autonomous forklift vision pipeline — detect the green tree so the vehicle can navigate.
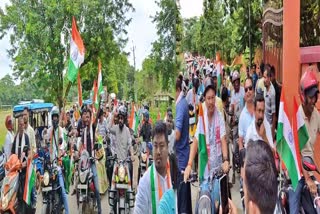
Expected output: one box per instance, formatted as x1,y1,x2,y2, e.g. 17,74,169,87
0,0,134,107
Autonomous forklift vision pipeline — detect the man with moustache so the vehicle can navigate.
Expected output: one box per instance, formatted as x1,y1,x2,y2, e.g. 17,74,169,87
244,93,274,148
22,107,36,156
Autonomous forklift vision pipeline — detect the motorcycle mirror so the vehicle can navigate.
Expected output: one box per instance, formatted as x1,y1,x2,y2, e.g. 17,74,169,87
302,156,319,173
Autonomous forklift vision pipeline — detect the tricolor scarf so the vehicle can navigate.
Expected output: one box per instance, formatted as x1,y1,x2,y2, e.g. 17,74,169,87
150,161,172,214
83,124,94,157
203,107,221,178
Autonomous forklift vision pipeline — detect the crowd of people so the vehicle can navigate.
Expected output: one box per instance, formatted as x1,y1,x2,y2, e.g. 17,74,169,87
2,52,320,214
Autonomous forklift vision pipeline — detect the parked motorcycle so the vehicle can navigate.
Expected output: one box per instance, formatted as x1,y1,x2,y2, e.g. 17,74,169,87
108,156,135,214
76,149,97,214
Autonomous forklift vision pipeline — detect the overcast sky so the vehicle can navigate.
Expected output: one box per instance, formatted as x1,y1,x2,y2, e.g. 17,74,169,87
0,0,203,79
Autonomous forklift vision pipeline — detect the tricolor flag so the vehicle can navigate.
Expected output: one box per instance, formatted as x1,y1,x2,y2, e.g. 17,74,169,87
276,91,301,190
67,17,85,83
92,79,98,120
197,103,208,181
216,62,222,97
129,104,140,135
293,96,309,151
77,73,83,107
23,159,36,205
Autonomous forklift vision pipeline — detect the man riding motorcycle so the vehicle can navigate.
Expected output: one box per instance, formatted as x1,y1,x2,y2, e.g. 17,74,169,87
108,106,133,179
79,107,102,214
139,110,153,155
289,68,320,213
46,108,70,214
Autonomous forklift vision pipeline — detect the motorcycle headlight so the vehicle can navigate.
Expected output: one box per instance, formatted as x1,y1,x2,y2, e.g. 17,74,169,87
118,166,126,182
80,170,87,184
43,171,50,186
2,193,9,209
141,153,147,162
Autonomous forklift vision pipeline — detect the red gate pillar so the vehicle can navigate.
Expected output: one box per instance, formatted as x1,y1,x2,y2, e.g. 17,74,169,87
282,0,300,118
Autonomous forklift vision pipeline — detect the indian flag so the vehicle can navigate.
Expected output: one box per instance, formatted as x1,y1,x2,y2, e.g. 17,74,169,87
67,17,85,83
276,91,301,190
23,159,36,205
97,60,103,96
294,96,309,151
197,103,208,181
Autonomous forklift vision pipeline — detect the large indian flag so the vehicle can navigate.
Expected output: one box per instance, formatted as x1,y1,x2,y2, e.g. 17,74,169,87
276,91,301,190
67,17,85,83
23,159,36,205
197,103,208,181
294,97,309,151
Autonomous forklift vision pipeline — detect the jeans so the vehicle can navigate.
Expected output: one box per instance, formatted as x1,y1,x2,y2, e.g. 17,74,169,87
91,163,102,214
198,179,220,214
177,172,192,213
58,168,69,214
288,177,305,214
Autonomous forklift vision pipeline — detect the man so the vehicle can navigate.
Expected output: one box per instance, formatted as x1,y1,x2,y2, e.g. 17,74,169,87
46,108,70,214
77,109,87,138
270,65,281,128
244,140,278,213
22,107,36,156
65,111,72,136
139,109,153,153
239,77,255,150
80,108,102,214
4,115,14,158
289,69,320,213
244,93,274,148
251,64,258,90
134,121,174,214
262,66,277,138
12,116,30,164
175,75,192,213
184,78,229,214
166,111,175,155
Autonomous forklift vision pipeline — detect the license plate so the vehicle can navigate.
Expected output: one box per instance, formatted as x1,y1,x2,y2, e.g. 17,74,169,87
42,186,52,192
77,184,87,189
116,183,128,189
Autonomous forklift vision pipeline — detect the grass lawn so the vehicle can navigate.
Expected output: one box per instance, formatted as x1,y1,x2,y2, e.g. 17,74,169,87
0,110,12,148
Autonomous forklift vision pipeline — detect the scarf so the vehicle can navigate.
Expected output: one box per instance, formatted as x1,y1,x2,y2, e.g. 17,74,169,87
83,124,94,157
15,133,26,161
49,127,60,161
150,160,172,214
203,106,221,175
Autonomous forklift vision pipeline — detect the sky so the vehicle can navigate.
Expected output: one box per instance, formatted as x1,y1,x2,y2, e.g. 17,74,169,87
0,0,203,79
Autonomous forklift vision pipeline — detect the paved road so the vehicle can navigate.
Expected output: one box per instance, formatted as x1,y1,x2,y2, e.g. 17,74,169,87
36,155,243,214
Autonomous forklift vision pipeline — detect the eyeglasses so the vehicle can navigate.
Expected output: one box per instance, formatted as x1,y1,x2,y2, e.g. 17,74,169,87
245,86,253,93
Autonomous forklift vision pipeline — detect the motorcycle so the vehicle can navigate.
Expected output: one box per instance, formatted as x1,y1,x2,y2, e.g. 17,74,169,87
76,149,97,214
40,150,64,214
0,152,31,214
108,156,135,214
302,156,320,213
0,151,6,188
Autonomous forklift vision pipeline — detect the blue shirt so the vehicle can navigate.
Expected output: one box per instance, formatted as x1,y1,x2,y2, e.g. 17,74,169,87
175,97,190,171
238,105,254,138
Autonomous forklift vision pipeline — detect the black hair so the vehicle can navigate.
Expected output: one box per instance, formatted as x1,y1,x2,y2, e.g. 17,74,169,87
254,92,265,108
245,140,277,213
152,121,169,144
270,65,276,76
221,87,229,102
23,107,29,112
176,75,183,91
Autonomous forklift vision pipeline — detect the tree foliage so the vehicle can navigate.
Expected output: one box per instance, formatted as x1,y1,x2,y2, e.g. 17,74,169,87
0,0,134,107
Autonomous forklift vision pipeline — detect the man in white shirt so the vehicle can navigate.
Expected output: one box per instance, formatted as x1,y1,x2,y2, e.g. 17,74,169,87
134,121,174,214
245,93,274,149
3,115,14,158
22,107,36,156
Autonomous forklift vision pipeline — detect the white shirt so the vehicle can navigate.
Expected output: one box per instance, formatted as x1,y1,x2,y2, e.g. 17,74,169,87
245,118,274,148
168,130,175,155
231,87,245,119
25,124,36,154
134,166,171,214
4,130,14,158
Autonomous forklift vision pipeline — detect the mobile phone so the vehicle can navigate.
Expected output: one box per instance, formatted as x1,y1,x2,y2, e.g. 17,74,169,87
219,174,229,214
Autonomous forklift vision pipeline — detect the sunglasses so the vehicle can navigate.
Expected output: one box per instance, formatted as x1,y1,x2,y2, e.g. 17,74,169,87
245,86,253,93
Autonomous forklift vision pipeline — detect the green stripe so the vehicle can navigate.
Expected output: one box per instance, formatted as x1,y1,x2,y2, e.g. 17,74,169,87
276,123,299,190
67,59,78,83
150,164,157,214
198,133,208,182
298,126,309,151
